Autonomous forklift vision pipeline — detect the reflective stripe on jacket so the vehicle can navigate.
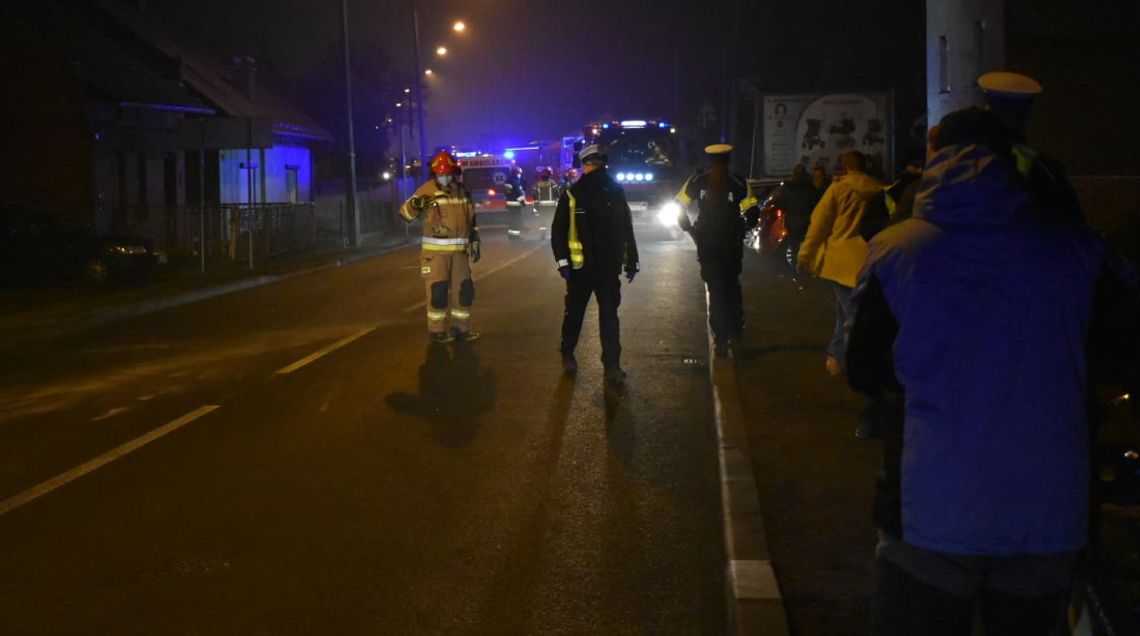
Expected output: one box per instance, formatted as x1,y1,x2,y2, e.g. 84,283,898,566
399,179,476,250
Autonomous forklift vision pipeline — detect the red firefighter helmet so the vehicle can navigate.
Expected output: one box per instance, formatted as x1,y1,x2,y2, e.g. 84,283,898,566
430,150,458,176
564,168,580,181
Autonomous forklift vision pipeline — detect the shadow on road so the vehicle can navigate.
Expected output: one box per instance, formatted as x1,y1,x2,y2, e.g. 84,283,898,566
385,340,497,448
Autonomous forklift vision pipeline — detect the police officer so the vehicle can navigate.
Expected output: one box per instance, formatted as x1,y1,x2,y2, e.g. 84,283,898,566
551,144,639,382
977,71,1083,223
532,167,559,240
504,166,527,239
399,150,481,343
675,144,759,357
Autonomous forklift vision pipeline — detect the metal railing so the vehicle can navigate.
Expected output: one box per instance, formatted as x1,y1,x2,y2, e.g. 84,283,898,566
109,202,356,273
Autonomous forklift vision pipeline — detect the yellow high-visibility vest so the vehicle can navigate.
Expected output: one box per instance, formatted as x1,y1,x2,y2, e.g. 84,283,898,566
567,190,584,269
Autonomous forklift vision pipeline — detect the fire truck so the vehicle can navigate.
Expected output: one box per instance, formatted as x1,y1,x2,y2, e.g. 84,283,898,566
579,119,684,221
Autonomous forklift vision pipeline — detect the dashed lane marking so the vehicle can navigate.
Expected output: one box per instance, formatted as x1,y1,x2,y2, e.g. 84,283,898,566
0,405,221,517
274,324,379,375
91,406,131,422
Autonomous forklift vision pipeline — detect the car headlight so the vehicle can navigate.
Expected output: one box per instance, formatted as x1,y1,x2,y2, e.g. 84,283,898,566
645,173,654,181
616,172,626,182
657,201,681,227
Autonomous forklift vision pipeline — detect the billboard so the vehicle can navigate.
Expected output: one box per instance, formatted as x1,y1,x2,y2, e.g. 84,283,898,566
761,92,892,178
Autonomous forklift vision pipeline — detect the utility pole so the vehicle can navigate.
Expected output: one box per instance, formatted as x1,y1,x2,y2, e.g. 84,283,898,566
411,0,428,180
341,0,361,247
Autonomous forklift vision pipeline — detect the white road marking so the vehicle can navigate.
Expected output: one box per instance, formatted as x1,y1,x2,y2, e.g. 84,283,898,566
401,244,544,313
0,405,220,517
91,406,130,422
274,324,379,375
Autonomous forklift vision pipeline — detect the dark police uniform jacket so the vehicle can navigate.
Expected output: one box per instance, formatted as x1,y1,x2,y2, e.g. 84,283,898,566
677,171,758,241
551,168,639,277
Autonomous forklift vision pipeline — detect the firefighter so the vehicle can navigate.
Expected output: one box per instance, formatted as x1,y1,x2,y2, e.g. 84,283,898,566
399,149,481,343
532,166,559,240
675,144,759,357
551,144,639,382
504,165,527,239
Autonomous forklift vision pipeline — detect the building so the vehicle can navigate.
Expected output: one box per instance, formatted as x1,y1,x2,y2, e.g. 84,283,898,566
1,0,332,257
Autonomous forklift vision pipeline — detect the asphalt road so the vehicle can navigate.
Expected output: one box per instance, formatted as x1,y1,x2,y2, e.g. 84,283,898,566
735,250,880,636
0,220,725,634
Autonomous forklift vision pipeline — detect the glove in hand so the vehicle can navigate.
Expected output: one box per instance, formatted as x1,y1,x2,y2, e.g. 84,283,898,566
625,267,637,283
470,241,481,263
558,266,571,281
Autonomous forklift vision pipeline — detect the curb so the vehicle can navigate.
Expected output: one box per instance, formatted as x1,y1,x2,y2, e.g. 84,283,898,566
87,239,415,327
707,318,790,634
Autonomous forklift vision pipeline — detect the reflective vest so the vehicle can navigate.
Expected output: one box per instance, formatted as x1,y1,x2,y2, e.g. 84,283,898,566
566,189,584,269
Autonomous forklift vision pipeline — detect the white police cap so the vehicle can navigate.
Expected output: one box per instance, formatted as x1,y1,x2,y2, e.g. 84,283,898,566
578,144,606,162
704,143,733,156
978,71,1043,99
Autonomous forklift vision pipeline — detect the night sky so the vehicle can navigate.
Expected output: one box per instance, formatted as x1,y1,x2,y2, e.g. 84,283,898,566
141,0,923,154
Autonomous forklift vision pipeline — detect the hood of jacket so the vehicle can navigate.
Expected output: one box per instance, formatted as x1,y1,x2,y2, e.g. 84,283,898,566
912,144,1028,229
835,170,886,200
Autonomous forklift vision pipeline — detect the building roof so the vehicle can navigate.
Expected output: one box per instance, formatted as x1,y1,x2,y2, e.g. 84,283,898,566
5,0,214,115
94,0,332,142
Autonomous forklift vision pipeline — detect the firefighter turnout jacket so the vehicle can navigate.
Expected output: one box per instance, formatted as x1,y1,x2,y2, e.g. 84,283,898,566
399,178,478,248
551,168,639,276
533,178,559,208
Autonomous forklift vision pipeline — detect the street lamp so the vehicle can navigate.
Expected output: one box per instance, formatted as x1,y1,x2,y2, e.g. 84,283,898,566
411,6,467,179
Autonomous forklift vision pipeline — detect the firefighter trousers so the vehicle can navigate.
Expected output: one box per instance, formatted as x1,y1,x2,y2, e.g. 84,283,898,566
560,270,622,367
421,249,474,335
506,202,525,238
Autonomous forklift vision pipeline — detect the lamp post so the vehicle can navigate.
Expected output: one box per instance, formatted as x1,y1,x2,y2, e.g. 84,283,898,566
340,0,360,247
411,0,428,180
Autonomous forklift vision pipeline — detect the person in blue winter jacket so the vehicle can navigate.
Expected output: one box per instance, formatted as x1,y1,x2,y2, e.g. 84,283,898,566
846,107,1140,635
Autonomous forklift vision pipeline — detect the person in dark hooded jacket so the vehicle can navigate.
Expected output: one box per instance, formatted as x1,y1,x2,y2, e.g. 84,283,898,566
847,108,1140,634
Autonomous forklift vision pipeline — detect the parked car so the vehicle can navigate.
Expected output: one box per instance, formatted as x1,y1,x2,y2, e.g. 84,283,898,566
744,182,787,256
0,220,158,286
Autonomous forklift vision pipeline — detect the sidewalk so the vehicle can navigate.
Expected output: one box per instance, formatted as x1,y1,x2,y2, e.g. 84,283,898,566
731,250,881,636
0,232,415,352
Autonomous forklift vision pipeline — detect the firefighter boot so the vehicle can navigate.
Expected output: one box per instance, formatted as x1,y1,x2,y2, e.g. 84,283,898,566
452,328,480,342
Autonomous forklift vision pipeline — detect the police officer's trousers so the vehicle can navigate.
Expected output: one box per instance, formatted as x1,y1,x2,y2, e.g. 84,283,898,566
560,270,622,367
696,236,744,345
420,249,474,335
